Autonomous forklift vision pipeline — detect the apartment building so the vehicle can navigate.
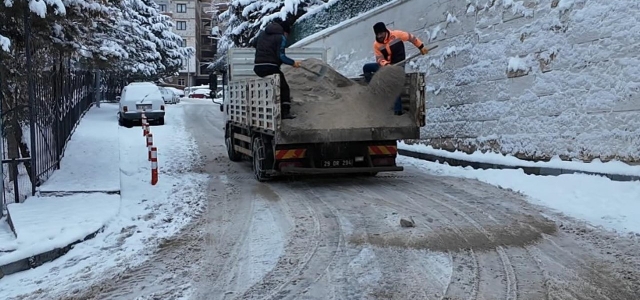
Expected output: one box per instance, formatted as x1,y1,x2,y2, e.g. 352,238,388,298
156,0,201,87
155,0,228,87
200,1,228,77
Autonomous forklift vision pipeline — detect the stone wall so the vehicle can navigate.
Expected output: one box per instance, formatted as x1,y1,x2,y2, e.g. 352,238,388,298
292,0,640,162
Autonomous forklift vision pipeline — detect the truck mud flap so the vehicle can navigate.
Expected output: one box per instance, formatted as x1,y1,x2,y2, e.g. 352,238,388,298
279,166,403,175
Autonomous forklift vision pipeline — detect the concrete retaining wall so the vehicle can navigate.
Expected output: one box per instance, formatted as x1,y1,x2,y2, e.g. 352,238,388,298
293,0,640,162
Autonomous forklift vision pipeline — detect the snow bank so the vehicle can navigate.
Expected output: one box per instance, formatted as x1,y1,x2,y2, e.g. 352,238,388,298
0,103,207,299
400,156,640,235
293,0,640,161
399,141,640,177
0,193,120,266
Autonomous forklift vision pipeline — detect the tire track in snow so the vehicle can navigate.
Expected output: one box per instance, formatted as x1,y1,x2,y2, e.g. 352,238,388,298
340,180,454,299
349,178,479,299
418,176,639,300
237,181,342,300
192,175,259,299
328,182,440,299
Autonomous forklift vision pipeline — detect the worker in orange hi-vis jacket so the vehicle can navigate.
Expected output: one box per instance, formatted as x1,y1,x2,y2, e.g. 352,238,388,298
363,22,428,115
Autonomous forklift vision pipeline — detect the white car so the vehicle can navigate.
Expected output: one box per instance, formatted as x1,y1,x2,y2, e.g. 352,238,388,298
166,87,185,98
159,86,180,104
117,82,166,126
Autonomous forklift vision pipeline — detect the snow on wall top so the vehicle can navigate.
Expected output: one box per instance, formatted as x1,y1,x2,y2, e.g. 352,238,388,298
291,0,640,161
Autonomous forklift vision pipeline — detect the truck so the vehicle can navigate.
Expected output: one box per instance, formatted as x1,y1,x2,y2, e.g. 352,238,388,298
219,47,426,181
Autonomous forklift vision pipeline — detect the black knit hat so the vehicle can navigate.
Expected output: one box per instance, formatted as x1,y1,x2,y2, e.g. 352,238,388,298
373,22,388,34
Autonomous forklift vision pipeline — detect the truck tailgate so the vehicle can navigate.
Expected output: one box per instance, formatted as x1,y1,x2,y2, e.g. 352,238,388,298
275,126,420,144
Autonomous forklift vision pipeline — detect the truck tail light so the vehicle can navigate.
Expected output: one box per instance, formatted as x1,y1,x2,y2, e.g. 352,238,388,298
123,106,128,112
161,105,165,111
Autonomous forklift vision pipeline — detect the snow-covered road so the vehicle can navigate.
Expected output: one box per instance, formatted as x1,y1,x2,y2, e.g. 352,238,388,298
58,99,640,300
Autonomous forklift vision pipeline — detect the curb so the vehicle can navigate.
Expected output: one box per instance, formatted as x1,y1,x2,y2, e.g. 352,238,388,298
0,226,105,278
398,149,640,182
38,190,121,197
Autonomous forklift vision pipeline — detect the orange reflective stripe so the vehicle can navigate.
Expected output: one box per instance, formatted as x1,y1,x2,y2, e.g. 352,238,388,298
275,149,306,160
368,145,398,156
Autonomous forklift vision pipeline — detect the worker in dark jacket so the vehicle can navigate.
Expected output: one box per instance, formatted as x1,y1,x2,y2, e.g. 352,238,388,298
253,20,300,119
363,22,428,115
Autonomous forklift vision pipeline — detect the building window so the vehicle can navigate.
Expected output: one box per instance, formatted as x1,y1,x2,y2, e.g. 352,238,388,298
176,3,187,13
182,39,187,47
176,21,187,30
178,78,185,86
159,4,166,12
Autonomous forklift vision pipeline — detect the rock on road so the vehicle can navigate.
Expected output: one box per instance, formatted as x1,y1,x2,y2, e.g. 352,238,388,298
62,99,640,300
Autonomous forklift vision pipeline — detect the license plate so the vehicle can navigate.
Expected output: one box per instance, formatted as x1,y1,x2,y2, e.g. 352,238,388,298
322,159,354,168
136,104,152,111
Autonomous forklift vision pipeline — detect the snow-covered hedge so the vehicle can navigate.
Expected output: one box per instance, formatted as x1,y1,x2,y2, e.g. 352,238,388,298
288,0,393,45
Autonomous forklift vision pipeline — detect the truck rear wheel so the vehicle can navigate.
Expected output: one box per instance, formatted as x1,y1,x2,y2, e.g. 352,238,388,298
252,137,271,182
226,135,241,162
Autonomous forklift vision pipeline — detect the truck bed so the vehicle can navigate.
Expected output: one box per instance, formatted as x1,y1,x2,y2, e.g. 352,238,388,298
225,73,425,144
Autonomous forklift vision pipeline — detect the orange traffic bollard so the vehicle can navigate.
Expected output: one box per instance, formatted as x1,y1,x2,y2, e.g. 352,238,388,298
146,133,153,161
151,146,158,185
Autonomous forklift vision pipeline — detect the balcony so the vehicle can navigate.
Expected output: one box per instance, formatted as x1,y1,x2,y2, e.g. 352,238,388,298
200,49,216,60
200,44,215,52
201,25,212,35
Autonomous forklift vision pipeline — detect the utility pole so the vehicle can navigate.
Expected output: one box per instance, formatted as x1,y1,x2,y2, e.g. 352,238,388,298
187,54,191,93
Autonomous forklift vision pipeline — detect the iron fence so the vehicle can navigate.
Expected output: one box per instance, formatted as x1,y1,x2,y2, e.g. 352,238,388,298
1,67,126,211
1,69,125,206
0,5,130,213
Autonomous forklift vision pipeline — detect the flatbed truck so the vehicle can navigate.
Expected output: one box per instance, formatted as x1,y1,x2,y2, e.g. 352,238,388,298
220,48,426,181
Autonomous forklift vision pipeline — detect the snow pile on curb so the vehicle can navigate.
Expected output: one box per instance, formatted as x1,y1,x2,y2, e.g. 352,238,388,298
398,141,640,177
0,194,120,267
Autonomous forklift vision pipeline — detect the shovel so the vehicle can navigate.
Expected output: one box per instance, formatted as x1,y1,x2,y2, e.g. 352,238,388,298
299,64,328,81
392,45,439,67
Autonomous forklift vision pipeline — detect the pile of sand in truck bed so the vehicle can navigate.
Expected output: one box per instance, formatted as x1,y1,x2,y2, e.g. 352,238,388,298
281,58,413,131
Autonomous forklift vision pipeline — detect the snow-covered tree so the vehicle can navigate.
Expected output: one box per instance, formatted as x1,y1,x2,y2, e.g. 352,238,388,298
113,0,194,79
211,0,327,71
0,0,193,78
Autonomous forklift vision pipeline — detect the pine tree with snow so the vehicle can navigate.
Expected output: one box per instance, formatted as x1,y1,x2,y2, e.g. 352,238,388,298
211,0,326,71
114,0,194,79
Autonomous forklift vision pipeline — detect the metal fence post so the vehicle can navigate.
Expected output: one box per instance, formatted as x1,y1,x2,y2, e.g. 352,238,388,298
24,7,37,196
95,70,101,108
0,59,4,217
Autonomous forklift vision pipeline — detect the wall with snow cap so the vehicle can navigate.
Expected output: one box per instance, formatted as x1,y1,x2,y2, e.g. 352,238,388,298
292,0,640,162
